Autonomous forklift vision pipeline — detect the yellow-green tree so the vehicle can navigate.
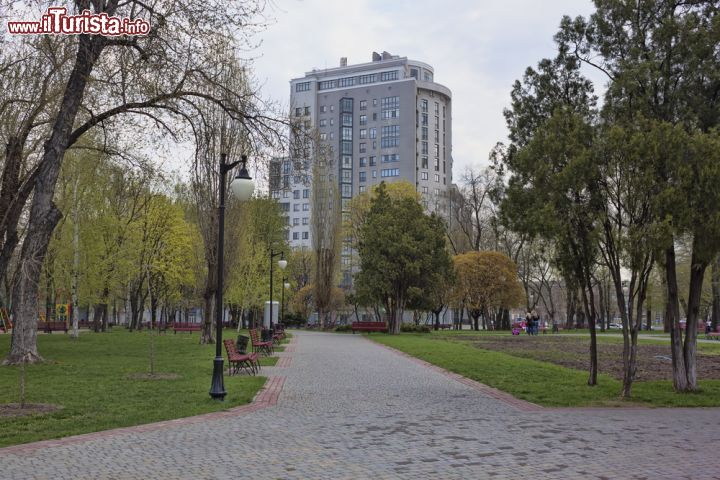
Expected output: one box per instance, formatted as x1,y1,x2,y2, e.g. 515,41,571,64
452,251,524,330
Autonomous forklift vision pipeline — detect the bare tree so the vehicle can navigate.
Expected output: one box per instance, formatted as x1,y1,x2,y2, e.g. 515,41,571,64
310,133,341,328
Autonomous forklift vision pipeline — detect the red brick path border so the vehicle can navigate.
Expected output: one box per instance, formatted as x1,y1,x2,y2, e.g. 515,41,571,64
0,375,286,455
276,356,292,367
373,341,543,412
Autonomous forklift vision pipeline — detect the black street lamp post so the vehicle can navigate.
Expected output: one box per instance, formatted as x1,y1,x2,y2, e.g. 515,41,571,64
209,153,254,401
269,250,287,331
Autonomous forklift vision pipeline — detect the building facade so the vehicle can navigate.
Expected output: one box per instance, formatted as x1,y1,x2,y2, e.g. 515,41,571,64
271,52,453,285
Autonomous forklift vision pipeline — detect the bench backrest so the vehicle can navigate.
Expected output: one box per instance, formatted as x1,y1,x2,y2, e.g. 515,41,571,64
352,322,387,327
249,328,261,344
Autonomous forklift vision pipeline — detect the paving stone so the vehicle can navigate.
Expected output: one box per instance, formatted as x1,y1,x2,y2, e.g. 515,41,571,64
1,330,719,479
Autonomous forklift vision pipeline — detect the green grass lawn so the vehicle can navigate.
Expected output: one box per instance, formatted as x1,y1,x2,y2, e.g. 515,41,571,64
0,329,268,447
370,333,720,408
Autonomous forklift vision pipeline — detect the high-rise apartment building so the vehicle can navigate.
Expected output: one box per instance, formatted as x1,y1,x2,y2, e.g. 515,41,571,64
271,51,453,284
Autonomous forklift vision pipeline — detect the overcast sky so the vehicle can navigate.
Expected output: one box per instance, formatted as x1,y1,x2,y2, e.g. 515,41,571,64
250,0,606,177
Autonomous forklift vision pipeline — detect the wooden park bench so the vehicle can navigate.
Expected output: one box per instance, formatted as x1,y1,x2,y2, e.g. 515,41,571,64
172,322,202,334
351,321,388,333
249,328,273,356
223,339,258,375
37,321,68,333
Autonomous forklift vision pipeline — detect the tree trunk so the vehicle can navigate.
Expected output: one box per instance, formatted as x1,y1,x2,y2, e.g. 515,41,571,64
70,176,80,339
712,255,720,331
665,246,688,392
5,35,104,365
683,249,707,392
202,291,215,344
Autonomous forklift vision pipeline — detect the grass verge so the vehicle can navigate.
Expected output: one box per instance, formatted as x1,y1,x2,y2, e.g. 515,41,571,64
0,329,266,447
370,334,720,408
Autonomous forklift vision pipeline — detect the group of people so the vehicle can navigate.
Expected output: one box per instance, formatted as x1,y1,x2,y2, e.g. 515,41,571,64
511,310,542,335
524,310,540,335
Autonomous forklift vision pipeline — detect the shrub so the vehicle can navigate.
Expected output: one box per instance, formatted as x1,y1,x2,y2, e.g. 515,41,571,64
400,324,431,333
335,324,353,332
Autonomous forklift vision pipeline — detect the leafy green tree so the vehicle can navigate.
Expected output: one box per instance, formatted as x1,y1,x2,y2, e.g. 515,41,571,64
355,182,451,334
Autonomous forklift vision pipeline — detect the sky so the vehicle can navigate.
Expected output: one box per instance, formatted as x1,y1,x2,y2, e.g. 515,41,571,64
250,0,607,178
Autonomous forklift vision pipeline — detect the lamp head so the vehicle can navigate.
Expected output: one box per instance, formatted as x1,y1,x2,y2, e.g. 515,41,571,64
230,155,254,201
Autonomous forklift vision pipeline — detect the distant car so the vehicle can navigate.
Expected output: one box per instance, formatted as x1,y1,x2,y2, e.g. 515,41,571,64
608,323,622,329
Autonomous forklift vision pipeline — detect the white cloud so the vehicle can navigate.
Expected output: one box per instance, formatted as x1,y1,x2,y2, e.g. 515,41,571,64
253,0,602,177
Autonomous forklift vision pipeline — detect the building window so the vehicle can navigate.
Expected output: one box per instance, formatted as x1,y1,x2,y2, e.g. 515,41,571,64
293,232,299,240
295,107,302,117
359,171,367,182
424,72,433,82
372,170,377,178
421,156,428,169
381,168,400,177
380,70,398,81
339,77,355,87
421,99,428,112
319,133,327,141
358,74,376,84
435,130,439,143
293,190,300,199
319,119,327,127
381,125,399,148
359,157,367,167
359,114,367,125
381,154,400,163
303,189,309,198
359,129,367,139
296,81,310,92
303,203,310,211
373,99,378,107
293,204,300,212
359,143,366,153
320,105,327,113
359,185,366,193
421,172,428,180
340,98,353,113
410,68,418,79
280,202,290,212
422,186,428,194
329,132,334,140
422,142,428,155
434,174,440,182
342,156,352,168
369,127,377,139
422,127,428,141
342,184,352,198
342,169,352,182
369,156,376,166
341,141,353,154
435,157,440,171
359,100,367,110
293,217,300,226
304,106,310,116
422,113,428,126
342,113,352,126
381,96,400,119
302,232,309,240
303,217,309,225
319,80,336,90
330,118,334,126
342,127,353,141
372,112,377,121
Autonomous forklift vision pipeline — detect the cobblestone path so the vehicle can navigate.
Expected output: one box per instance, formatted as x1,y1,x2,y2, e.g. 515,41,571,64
1,330,718,479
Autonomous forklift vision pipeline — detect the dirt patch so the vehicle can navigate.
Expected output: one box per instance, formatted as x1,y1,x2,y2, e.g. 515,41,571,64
126,373,180,380
453,336,720,381
0,403,62,417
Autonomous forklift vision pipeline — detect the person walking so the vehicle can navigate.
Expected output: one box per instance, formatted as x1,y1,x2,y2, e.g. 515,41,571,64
525,312,533,335
531,310,540,335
